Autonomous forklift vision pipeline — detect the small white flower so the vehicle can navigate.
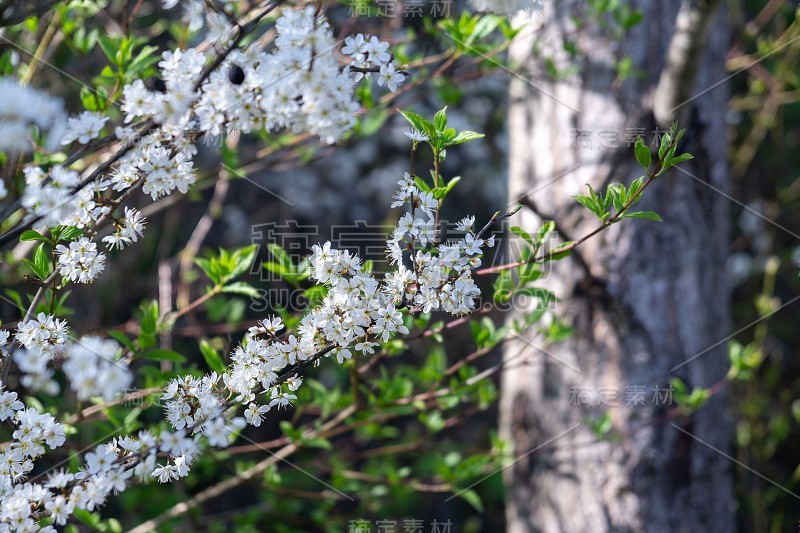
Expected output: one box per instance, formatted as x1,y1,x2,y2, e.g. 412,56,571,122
244,403,270,427
268,390,297,409
377,63,405,93
152,464,179,483
61,111,108,145
404,129,429,142
0,390,23,421
456,216,476,232
44,495,74,526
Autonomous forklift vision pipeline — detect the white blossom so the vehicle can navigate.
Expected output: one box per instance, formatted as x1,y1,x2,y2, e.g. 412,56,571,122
61,111,108,145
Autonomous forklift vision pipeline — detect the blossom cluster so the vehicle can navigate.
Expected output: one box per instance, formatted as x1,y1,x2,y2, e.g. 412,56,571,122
20,165,107,229
342,33,406,92
4,6,405,299
60,112,108,146
164,0,236,34
14,313,69,362
1,326,181,530
0,410,192,531
62,337,133,401
0,5,477,531
161,173,493,456
56,237,107,284
0,387,67,531
0,163,493,530
194,8,365,144
388,174,492,315
0,78,66,154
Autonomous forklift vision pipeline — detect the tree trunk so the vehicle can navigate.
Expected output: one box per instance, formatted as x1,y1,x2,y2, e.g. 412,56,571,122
501,1,735,531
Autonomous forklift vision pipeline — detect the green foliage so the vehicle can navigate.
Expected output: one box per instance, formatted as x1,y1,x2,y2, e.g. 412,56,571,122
22,242,52,281
669,378,710,413
573,178,661,222
436,11,520,56
262,243,309,287
585,412,614,438
398,106,484,162
727,340,763,381
136,299,159,350
200,339,227,374
470,317,508,351
195,245,257,287
574,124,694,224
493,222,561,309
142,348,187,364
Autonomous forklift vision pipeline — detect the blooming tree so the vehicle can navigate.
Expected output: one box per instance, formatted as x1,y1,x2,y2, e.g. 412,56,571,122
0,0,694,530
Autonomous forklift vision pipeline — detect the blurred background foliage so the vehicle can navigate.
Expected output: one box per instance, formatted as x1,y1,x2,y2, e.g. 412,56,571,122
727,1,800,531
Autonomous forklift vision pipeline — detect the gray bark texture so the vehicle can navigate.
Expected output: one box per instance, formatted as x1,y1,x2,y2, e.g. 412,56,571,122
500,1,735,531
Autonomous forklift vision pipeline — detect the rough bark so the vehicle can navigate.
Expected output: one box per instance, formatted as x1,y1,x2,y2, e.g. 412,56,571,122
501,1,735,531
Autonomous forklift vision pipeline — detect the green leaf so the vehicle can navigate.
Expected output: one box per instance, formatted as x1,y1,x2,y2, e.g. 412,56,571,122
439,127,456,146
492,270,513,304
358,109,388,136
194,257,219,285
303,437,332,450
143,349,186,363
137,300,159,349
627,176,645,204
35,243,50,277
608,183,625,213
398,109,436,141
444,176,461,195
574,194,602,218
80,85,103,112
661,152,694,173
199,339,226,373
458,489,485,513
139,300,158,335
414,175,431,193
24,243,51,280
228,245,257,280
52,225,83,242
268,244,292,271
303,285,328,307
447,130,484,146
20,230,48,243
549,245,573,261
137,333,156,350
518,263,542,283
433,106,448,132
107,331,135,351
469,14,502,43
536,221,555,244
61,227,83,242
621,211,663,222
195,245,257,286
279,420,302,441
658,132,672,160
586,412,613,438
128,45,159,73
221,282,259,297
97,35,118,65
634,137,651,170
509,226,534,248
4,290,24,314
